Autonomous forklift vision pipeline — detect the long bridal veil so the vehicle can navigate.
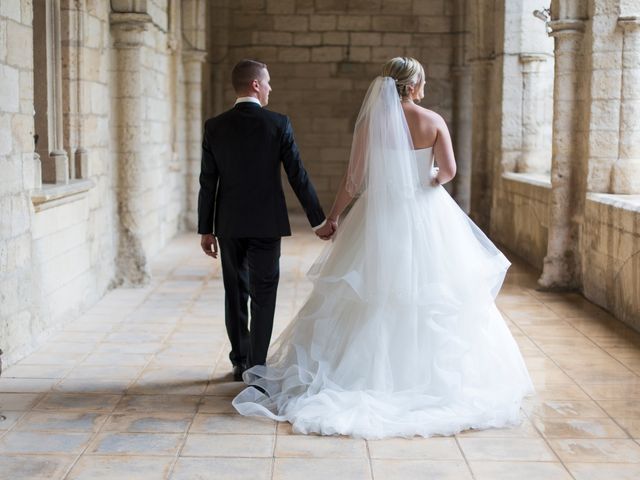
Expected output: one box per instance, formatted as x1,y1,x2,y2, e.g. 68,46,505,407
233,76,534,439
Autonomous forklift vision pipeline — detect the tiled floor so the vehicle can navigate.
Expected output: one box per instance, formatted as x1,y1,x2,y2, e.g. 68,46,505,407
2,217,640,479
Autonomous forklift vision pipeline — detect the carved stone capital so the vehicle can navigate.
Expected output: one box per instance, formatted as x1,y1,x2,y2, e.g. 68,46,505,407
547,19,585,37
182,48,207,64
110,12,152,48
519,53,550,63
618,16,640,31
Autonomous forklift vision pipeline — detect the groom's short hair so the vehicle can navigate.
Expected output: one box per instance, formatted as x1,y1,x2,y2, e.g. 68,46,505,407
232,59,267,92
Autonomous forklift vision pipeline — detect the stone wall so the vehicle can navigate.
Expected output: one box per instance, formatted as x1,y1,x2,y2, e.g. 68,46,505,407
0,0,201,367
0,0,38,364
583,195,640,330
493,174,551,270
206,0,457,211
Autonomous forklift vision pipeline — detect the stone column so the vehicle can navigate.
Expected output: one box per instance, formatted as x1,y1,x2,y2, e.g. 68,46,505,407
110,12,152,285
538,19,585,290
470,58,495,230
451,65,472,212
33,0,69,184
183,49,207,230
518,54,551,173
612,16,640,194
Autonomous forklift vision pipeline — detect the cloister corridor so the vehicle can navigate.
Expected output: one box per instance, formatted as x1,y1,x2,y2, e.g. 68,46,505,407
0,217,639,480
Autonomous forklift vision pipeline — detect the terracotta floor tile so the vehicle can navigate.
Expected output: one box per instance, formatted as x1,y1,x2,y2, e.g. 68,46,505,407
522,399,608,418
34,393,121,412
367,437,462,460
101,412,195,433
86,432,183,456
565,463,640,480
469,461,572,480
181,433,275,457
272,458,371,480
0,431,93,454
170,457,272,480
66,455,174,479
531,416,629,439
14,411,107,432
0,454,76,480
371,459,472,480
114,394,201,414
457,437,557,462
549,438,640,463
275,435,367,458
190,413,275,435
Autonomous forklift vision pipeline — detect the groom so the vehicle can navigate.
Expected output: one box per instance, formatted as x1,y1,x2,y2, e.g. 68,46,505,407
198,59,336,381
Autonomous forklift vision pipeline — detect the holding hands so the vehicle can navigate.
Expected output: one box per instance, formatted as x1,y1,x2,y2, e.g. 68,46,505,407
315,217,338,240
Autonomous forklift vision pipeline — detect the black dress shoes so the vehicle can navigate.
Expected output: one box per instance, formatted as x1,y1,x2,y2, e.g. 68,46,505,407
233,364,246,382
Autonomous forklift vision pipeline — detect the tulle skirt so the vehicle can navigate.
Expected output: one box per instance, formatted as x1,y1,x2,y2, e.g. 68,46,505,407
232,184,534,439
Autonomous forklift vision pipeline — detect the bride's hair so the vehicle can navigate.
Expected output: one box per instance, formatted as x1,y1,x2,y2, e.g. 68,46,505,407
381,57,425,100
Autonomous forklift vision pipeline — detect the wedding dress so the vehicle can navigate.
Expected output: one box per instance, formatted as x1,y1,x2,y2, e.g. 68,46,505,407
232,77,534,439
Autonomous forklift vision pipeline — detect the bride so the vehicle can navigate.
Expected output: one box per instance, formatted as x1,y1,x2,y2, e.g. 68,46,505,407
232,57,534,439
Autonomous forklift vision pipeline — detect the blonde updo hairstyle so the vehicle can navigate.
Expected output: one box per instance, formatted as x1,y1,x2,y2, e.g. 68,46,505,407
382,57,425,101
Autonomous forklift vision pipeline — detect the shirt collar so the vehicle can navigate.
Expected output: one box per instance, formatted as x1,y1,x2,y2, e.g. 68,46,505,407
235,96,262,106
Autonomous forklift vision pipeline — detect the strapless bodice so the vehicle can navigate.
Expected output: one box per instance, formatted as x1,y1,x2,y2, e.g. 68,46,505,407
414,147,436,187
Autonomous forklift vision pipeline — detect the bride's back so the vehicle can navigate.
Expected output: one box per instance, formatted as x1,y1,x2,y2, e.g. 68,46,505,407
401,103,439,150
402,102,456,183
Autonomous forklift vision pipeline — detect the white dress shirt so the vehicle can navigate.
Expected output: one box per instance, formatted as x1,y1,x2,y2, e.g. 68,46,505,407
235,96,262,106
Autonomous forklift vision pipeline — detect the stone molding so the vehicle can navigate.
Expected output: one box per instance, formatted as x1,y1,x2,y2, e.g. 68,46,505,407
618,16,640,31
503,171,552,189
519,53,551,64
182,48,207,64
31,178,95,212
110,12,152,48
547,19,585,36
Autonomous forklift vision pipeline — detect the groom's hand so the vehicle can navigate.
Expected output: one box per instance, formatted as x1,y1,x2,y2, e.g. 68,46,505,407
315,221,336,240
201,234,218,259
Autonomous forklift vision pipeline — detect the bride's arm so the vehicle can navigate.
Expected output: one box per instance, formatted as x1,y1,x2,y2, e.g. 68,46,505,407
432,115,456,185
328,120,368,222
327,172,355,222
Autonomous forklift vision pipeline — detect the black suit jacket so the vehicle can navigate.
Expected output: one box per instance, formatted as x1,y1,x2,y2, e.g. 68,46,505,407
197,101,325,238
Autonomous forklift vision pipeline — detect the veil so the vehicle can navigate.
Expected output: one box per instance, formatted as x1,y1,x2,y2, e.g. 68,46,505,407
345,76,419,198
312,76,425,304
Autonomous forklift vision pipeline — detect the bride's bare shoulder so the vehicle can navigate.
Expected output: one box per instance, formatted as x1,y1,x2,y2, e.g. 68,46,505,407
414,105,446,127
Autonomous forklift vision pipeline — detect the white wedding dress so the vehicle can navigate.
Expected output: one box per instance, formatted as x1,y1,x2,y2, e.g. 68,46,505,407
232,78,534,439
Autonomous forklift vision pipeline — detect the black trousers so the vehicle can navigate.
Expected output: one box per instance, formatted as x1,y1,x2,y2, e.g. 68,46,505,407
218,237,281,368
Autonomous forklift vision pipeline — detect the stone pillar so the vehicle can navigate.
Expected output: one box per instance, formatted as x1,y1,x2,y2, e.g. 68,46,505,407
518,54,551,174
470,58,495,230
110,12,152,285
451,65,472,212
183,49,207,230
61,0,89,180
538,19,585,290
612,16,640,194
33,0,70,184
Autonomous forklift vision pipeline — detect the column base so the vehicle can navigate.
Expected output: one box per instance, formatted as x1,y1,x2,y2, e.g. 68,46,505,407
538,252,580,291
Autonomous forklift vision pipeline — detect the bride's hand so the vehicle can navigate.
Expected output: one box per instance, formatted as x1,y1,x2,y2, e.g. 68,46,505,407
430,167,440,187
